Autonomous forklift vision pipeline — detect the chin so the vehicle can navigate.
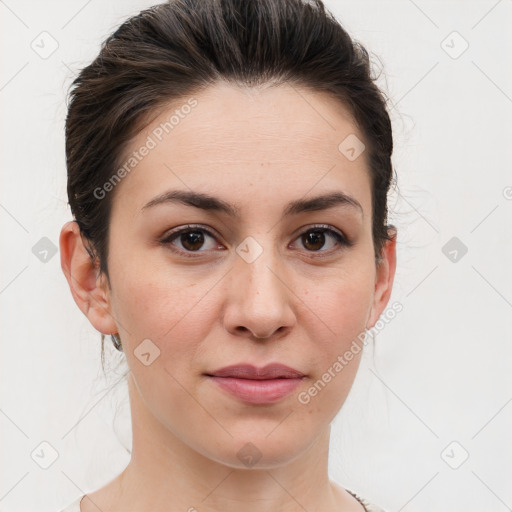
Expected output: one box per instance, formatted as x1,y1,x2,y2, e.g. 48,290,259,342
195,427,319,470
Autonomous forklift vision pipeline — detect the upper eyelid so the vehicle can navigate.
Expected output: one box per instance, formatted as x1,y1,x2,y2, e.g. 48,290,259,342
162,224,219,241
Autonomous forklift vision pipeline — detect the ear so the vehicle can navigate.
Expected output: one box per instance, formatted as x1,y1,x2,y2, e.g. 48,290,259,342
366,226,397,329
59,221,118,335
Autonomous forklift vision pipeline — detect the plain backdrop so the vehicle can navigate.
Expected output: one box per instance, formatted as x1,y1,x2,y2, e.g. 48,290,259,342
1,1,511,511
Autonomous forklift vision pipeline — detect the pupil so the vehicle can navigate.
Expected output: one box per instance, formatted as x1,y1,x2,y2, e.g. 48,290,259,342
182,231,204,251
303,230,324,251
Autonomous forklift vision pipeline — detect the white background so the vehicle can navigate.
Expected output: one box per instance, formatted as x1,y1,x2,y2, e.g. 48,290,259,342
1,1,511,511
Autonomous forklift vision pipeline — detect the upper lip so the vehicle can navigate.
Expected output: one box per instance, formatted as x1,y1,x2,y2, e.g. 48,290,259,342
206,364,305,380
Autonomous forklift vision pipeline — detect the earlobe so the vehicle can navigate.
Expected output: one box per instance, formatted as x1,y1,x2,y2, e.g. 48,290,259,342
59,221,118,335
366,227,397,329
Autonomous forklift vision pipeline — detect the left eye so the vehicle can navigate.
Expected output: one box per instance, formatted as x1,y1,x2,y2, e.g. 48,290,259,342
291,225,349,253
161,224,349,257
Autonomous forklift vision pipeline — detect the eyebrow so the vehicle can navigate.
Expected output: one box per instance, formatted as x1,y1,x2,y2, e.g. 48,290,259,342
141,189,363,218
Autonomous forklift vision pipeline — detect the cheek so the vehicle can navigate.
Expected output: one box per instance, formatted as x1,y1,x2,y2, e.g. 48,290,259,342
308,265,375,343
110,261,224,384
300,266,375,403
112,268,216,413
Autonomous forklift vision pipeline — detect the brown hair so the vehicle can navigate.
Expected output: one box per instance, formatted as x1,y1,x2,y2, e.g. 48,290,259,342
65,0,395,357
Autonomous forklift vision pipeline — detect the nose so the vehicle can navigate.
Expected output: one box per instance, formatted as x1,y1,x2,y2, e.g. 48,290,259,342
222,241,296,341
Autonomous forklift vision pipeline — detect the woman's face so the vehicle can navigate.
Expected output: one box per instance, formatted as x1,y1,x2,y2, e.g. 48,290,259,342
65,82,395,468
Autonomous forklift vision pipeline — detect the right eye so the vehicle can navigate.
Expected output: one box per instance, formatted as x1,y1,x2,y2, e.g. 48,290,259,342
160,225,224,257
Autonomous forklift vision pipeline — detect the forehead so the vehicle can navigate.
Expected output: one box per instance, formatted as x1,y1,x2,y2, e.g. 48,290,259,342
111,82,372,218
157,82,362,157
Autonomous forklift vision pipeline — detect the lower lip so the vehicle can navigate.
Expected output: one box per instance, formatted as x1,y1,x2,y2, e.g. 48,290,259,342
207,376,304,404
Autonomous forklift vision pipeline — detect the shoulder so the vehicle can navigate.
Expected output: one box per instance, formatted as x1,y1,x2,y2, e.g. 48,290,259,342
346,488,389,512
59,494,84,512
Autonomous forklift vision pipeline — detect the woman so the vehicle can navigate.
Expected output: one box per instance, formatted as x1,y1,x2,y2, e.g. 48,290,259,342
59,0,397,510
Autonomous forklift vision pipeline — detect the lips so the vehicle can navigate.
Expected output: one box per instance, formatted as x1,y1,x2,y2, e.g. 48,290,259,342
205,364,306,404
205,363,305,380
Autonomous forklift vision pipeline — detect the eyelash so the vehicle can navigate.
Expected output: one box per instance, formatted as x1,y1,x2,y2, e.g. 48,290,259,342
160,224,353,259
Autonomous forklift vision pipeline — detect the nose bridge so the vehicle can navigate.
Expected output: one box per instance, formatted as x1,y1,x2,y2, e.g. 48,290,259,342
223,233,295,339
236,233,284,300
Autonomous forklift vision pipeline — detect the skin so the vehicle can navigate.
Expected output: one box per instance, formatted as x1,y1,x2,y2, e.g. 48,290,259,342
60,82,396,512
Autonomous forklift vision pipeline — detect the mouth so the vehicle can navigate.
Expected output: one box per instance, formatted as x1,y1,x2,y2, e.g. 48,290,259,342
204,363,306,404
